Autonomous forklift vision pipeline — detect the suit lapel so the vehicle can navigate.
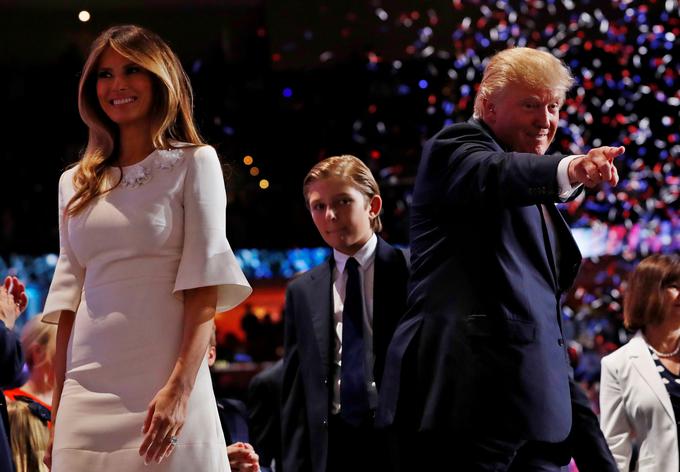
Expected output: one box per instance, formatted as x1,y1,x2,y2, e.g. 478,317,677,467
373,239,389,367
309,259,333,375
537,204,559,290
541,203,582,291
629,334,675,421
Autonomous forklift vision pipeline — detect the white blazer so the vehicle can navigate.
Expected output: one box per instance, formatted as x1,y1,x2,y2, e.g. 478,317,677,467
600,332,679,472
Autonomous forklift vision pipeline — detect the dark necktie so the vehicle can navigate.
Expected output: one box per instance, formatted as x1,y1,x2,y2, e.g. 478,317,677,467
540,204,562,284
340,257,370,425
540,204,561,262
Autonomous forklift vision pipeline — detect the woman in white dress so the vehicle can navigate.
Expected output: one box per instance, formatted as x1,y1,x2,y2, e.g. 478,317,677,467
42,25,251,471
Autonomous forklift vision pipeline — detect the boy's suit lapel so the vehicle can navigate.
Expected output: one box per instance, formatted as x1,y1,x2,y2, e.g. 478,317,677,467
309,258,334,375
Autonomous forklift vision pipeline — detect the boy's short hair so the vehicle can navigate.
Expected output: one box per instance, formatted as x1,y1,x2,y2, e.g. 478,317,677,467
303,155,382,232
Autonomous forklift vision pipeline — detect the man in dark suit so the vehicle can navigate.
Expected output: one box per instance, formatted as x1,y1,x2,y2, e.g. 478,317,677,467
282,156,409,472
247,359,283,472
207,324,260,472
377,47,623,470
0,276,28,472
567,381,618,471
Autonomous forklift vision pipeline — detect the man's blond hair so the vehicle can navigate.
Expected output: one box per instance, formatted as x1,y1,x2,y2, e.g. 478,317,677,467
473,47,575,119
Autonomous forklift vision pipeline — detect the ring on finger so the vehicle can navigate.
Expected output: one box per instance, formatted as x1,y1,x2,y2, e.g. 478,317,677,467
169,435,178,446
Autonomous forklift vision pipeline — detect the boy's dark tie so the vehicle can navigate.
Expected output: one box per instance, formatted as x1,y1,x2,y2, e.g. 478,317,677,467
340,257,369,425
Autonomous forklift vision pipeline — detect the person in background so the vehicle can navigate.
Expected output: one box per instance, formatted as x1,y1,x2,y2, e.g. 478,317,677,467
5,317,56,410
282,155,409,472
600,254,680,472
7,398,50,472
207,323,260,472
247,359,283,472
0,275,28,472
41,25,251,471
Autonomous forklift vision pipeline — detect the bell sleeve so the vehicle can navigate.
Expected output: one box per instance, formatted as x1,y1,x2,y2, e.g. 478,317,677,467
173,145,252,311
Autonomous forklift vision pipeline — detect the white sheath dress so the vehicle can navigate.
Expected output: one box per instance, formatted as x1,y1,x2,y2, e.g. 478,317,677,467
42,144,251,471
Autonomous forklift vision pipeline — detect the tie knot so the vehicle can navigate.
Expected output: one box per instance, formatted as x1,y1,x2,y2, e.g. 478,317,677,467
346,257,360,272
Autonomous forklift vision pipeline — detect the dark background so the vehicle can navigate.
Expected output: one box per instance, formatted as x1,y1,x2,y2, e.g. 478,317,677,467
1,0,676,257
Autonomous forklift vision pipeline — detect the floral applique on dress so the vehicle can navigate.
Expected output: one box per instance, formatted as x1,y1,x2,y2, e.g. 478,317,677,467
120,148,185,188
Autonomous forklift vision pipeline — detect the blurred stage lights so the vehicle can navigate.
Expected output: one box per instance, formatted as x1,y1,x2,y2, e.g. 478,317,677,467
249,167,260,176
243,155,253,165
78,10,91,22
259,179,269,190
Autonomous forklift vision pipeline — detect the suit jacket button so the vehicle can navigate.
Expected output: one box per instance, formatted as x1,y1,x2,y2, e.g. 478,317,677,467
322,419,328,428
323,378,328,385
558,338,564,346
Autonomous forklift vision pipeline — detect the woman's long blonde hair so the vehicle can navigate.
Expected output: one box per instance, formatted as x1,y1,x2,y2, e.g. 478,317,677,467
7,401,49,472
67,24,204,216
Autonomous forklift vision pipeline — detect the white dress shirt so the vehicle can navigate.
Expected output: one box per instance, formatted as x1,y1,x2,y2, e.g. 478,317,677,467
542,155,584,267
557,155,583,200
331,233,378,415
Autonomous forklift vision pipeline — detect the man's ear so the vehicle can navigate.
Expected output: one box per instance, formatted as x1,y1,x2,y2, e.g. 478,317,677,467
207,346,217,367
483,98,497,124
368,194,382,218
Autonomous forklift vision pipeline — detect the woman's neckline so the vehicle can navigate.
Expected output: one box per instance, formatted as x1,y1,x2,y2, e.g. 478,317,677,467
115,148,158,169
113,140,187,169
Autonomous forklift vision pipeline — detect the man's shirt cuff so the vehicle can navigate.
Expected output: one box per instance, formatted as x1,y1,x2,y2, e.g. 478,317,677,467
557,155,583,200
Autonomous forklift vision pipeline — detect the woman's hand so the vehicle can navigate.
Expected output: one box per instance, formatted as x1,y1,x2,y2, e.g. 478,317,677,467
138,382,190,465
137,285,215,465
227,442,260,472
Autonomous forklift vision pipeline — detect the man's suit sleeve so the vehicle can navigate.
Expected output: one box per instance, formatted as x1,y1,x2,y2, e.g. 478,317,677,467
247,360,283,471
568,379,618,472
599,355,633,472
425,125,565,210
0,320,24,387
281,286,311,472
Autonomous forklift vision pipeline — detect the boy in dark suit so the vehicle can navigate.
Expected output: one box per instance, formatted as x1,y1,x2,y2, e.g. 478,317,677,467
282,155,409,472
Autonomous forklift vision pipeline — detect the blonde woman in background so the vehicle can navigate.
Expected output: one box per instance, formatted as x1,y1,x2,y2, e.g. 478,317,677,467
8,399,50,472
5,317,56,410
41,25,251,471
